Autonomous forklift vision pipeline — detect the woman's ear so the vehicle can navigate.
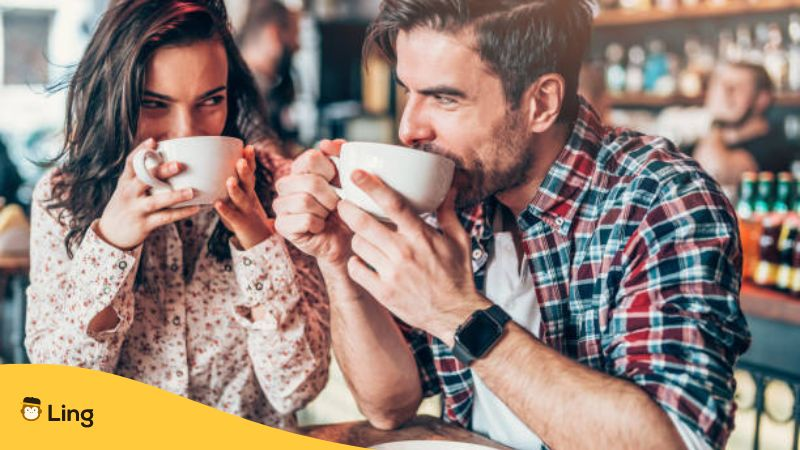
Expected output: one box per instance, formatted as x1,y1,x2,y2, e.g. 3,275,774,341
522,73,566,134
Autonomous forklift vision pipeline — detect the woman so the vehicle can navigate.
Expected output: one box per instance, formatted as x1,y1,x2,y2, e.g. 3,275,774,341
25,0,329,428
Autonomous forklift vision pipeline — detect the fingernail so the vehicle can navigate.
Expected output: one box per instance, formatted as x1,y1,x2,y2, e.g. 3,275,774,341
183,188,194,198
171,162,180,172
351,170,367,184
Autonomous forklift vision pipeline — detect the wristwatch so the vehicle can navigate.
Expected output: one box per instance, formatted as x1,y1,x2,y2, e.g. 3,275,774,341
452,304,511,366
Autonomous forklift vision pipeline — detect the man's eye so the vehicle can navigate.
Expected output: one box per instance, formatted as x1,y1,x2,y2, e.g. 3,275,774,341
435,95,456,106
199,95,225,107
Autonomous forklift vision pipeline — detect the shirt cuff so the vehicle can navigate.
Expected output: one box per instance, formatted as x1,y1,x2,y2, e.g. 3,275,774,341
667,412,714,450
229,233,299,331
63,220,141,338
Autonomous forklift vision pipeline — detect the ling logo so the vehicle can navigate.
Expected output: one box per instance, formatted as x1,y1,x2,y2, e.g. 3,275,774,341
20,396,94,428
21,397,42,421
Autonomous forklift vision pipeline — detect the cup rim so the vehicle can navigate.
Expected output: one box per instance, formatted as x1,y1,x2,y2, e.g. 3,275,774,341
157,135,243,146
342,141,455,167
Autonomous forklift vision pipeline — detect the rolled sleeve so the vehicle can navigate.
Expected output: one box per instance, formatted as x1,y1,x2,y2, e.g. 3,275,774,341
606,181,751,449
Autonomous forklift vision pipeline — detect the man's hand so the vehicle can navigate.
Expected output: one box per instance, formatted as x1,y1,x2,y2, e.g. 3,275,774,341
337,169,488,345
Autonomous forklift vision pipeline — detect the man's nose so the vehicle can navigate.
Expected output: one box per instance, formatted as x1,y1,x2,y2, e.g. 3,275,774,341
398,97,435,147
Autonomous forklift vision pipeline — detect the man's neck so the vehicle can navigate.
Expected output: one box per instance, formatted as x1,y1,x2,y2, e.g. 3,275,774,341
496,122,572,216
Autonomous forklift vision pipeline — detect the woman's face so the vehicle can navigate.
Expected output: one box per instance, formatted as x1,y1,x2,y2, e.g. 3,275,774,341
135,39,229,144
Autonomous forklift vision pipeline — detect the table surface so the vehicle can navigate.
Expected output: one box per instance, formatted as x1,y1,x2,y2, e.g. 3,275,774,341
301,415,509,449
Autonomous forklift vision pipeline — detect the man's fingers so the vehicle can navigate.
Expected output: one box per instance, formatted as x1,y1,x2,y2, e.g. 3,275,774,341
338,200,400,257
141,188,195,213
146,205,200,229
435,187,469,248
350,234,390,275
346,255,385,301
275,213,327,238
350,170,423,236
273,192,331,220
291,149,337,181
275,174,340,211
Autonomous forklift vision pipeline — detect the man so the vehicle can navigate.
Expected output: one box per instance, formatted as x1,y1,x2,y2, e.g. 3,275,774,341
693,62,794,188
274,1,750,449
237,0,300,150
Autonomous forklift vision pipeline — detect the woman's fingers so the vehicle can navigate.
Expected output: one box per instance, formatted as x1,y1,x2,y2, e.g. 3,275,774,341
145,205,200,230
141,188,195,213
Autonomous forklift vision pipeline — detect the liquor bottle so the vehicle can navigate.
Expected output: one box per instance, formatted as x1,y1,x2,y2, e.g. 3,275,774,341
763,23,788,91
776,219,798,292
753,214,782,288
788,14,800,92
644,40,669,93
790,230,800,296
774,172,793,214
626,45,646,93
754,172,775,215
737,172,758,220
605,43,627,94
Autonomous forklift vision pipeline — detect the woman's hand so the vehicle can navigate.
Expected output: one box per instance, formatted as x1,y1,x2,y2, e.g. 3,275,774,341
215,144,274,250
97,138,199,250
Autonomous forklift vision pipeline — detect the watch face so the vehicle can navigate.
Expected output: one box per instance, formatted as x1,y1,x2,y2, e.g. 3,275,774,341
458,313,503,358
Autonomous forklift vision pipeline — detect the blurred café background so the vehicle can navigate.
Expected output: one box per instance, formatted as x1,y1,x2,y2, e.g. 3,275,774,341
0,0,799,448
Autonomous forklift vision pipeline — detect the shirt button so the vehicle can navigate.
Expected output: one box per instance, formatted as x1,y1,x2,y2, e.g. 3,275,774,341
243,257,253,266
118,260,127,270
170,263,179,272
472,249,484,260
555,217,565,226
176,370,184,377
254,282,264,291
103,286,111,295
224,264,233,272
172,316,181,326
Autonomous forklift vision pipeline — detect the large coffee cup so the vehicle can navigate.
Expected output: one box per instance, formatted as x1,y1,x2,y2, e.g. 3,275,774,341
331,142,455,220
133,136,243,207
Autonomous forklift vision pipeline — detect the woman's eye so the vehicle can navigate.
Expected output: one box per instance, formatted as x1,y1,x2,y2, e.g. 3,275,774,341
199,95,225,107
141,99,166,109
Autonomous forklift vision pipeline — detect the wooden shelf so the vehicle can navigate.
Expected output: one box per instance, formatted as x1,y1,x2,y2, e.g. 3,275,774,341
595,1,800,28
608,92,800,108
740,282,800,326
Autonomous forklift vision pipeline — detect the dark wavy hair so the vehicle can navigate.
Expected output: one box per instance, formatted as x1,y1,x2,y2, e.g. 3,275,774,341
48,0,274,262
365,0,594,123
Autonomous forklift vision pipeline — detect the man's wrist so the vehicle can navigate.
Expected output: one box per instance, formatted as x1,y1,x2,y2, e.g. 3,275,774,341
432,294,491,347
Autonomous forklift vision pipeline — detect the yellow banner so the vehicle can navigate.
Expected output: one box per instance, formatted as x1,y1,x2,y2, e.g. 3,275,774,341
1,364,360,449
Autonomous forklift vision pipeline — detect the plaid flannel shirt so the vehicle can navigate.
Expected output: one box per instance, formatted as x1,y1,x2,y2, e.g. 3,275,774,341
401,98,751,449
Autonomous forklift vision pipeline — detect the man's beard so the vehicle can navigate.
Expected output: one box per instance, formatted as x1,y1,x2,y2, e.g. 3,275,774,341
413,111,533,210
713,101,757,129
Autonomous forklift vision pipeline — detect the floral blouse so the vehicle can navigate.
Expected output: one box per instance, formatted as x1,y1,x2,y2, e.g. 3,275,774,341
25,154,330,428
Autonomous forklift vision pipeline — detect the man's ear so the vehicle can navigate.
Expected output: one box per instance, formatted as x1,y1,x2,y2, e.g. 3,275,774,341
522,74,565,133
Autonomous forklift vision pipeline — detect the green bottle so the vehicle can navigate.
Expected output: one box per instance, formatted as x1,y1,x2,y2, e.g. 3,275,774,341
754,172,775,215
737,172,758,220
774,172,793,214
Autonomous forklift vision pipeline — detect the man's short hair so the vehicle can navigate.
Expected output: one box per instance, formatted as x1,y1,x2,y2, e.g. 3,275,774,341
236,0,291,45
727,61,775,94
365,0,594,123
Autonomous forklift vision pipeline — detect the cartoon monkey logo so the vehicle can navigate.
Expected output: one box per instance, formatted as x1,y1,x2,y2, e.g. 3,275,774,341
21,397,42,421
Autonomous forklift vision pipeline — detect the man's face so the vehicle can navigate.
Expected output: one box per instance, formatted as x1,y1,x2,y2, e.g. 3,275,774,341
395,28,533,209
706,65,760,125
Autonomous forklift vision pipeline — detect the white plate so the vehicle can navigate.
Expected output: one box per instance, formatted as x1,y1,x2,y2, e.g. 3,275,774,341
371,441,497,450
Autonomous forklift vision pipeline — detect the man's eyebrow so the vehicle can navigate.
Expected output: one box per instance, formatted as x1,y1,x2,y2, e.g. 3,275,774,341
396,77,467,98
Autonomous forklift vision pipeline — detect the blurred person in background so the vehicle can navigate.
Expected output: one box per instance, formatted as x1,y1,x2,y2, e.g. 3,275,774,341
0,137,22,205
25,0,328,428
237,0,300,155
693,62,793,188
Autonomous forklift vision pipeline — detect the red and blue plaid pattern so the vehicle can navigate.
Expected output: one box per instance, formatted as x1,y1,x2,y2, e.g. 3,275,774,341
401,98,751,448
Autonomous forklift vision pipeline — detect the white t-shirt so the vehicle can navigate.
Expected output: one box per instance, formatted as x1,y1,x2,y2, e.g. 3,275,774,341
470,231,712,450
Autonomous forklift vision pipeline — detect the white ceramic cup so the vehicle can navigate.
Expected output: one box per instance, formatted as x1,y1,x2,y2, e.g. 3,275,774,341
133,136,243,207
331,142,455,220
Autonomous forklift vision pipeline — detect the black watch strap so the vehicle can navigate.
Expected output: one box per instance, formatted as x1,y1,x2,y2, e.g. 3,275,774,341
452,304,511,366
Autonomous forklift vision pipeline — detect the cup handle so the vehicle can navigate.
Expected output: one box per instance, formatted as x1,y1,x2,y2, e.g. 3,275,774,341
132,148,171,190
329,156,345,200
